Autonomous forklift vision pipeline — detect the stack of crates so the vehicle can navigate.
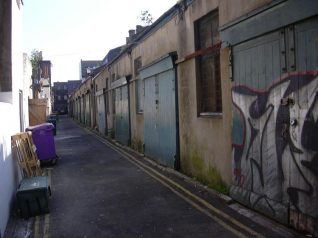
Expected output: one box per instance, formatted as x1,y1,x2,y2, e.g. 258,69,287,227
11,131,52,218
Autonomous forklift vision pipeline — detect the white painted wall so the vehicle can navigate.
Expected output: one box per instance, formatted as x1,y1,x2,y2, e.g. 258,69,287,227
0,2,28,237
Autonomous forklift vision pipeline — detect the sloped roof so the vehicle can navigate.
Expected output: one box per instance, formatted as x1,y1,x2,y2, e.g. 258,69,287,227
102,46,125,65
80,60,102,79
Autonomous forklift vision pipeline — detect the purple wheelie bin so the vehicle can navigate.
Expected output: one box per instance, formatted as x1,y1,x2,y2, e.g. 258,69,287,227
26,123,58,164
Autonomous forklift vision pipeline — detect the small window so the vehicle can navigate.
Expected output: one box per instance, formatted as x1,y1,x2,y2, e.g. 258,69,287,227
64,95,67,100
64,85,67,90
58,95,61,101
195,10,222,115
112,73,116,82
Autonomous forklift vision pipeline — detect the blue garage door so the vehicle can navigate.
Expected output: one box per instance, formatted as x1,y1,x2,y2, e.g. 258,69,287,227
141,55,177,168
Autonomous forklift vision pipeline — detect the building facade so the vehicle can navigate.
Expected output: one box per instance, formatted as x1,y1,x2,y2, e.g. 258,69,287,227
69,0,318,235
53,82,68,114
53,80,81,114
0,0,31,236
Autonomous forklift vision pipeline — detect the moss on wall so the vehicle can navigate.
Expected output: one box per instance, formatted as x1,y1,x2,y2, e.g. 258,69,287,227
131,137,144,153
206,166,229,195
181,148,229,195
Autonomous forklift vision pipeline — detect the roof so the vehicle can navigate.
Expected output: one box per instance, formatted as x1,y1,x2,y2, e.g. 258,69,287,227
80,60,102,79
104,0,194,67
102,46,125,65
68,80,81,94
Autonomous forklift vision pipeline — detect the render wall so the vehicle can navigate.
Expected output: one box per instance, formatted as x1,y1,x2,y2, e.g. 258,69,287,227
219,0,272,25
175,0,232,190
0,1,28,236
68,0,279,191
130,15,179,151
176,0,277,190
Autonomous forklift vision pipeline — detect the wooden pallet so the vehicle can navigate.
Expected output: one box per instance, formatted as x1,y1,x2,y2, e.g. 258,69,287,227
11,132,42,177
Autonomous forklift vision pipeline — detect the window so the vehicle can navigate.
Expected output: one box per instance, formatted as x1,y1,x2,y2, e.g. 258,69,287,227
134,57,144,113
63,85,67,90
195,10,222,115
58,96,61,101
0,0,12,94
64,95,67,100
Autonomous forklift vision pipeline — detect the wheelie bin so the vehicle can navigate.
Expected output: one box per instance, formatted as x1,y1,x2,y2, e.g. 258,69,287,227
26,123,58,164
46,115,57,135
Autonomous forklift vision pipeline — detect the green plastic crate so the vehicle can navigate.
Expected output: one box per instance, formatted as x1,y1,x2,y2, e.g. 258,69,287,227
16,176,51,218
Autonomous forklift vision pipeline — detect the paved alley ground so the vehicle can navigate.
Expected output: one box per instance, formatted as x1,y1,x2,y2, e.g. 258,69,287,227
5,116,305,238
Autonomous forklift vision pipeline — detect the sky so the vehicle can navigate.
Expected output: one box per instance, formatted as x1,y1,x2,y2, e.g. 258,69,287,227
23,0,177,83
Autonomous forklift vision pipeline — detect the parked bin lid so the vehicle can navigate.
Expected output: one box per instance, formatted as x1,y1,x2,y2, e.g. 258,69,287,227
26,123,54,132
17,176,48,192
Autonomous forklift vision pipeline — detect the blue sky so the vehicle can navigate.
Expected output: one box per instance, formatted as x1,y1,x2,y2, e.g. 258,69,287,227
23,0,177,82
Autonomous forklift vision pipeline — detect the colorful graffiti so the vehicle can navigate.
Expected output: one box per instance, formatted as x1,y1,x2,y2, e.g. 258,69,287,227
231,72,318,221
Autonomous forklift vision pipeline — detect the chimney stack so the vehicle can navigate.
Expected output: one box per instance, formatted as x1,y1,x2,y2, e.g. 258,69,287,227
136,25,143,34
128,29,135,37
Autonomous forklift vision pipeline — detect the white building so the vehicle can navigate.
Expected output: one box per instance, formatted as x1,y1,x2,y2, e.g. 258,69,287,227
0,0,30,236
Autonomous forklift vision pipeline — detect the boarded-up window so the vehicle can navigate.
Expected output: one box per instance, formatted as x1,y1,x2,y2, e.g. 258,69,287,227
40,62,50,79
134,57,144,113
195,10,222,114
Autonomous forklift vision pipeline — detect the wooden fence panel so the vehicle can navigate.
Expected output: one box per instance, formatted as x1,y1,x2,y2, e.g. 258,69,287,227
29,99,47,126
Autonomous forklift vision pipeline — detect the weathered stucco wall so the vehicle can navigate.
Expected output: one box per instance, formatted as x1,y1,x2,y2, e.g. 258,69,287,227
94,68,107,92
0,1,27,236
133,18,179,67
129,14,179,152
219,0,272,26
176,0,232,190
68,0,280,193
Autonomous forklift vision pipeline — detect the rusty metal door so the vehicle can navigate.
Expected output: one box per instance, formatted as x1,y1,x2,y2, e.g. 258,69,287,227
231,16,318,226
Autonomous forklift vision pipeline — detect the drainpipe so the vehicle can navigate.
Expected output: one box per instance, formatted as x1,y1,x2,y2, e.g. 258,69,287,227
171,52,180,171
126,75,132,146
103,88,108,135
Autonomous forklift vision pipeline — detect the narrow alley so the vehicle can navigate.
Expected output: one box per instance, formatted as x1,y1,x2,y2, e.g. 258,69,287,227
1,1,318,237
4,116,303,238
